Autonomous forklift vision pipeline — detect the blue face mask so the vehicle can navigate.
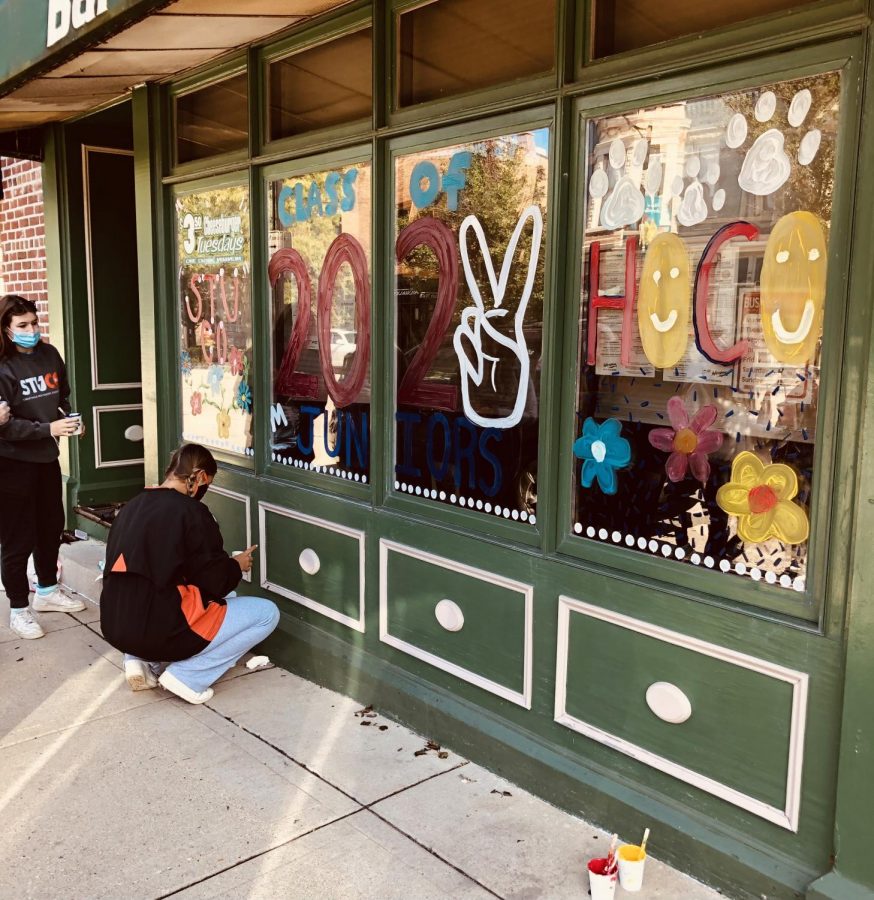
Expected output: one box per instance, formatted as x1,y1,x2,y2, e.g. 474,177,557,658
8,329,40,349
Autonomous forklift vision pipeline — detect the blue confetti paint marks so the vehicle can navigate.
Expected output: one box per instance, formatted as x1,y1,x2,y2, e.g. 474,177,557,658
640,400,650,407
765,369,775,377
623,395,630,404
653,382,662,388
777,409,784,417
630,378,636,386
725,410,735,418
674,367,680,376
693,390,697,402
736,432,741,442
802,428,809,440
800,402,805,413
771,385,780,395
797,373,807,381
713,387,718,398
674,383,682,393
656,412,664,420
766,421,772,432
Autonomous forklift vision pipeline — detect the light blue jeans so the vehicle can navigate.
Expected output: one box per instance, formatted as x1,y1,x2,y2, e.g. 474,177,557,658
124,595,280,694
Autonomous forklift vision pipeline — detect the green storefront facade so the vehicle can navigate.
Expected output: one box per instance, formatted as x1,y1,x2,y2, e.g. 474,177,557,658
2,1,874,897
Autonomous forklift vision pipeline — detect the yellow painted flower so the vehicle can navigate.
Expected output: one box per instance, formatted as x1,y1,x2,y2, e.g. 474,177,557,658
716,451,809,545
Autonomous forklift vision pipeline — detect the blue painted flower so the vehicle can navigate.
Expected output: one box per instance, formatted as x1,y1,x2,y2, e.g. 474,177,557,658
235,380,252,413
572,417,631,495
180,349,192,377
207,364,224,397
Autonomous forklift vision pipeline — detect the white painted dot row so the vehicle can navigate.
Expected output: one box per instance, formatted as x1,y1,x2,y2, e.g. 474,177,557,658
271,452,368,482
183,433,253,456
573,522,805,592
394,480,536,524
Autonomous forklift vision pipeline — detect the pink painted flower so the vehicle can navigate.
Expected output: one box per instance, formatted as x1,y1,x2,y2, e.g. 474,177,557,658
229,346,243,376
190,391,203,416
648,396,723,483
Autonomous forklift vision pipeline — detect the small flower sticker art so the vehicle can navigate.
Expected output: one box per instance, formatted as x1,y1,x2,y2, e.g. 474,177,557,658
229,346,243,376
235,381,252,413
573,417,631,496
190,391,203,416
207,363,224,397
716,451,810,545
180,349,192,378
648,396,724,483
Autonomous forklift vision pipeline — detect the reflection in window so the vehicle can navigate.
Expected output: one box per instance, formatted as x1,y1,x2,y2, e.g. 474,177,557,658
176,184,252,456
176,73,248,164
574,73,840,594
394,129,549,524
397,0,554,107
268,162,372,481
268,28,372,141
591,0,819,59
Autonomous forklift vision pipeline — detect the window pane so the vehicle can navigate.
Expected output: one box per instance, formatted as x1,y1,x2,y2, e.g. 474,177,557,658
176,183,253,457
395,129,549,523
268,29,372,141
592,0,820,59
574,72,841,595
268,162,372,482
398,0,554,107
176,73,248,164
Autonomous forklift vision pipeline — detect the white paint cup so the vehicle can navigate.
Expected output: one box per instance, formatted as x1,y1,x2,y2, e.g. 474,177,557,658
617,844,646,892
66,412,83,435
587,858,617,900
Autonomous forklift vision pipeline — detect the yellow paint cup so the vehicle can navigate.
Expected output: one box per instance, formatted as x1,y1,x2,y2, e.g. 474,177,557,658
617,844,646,892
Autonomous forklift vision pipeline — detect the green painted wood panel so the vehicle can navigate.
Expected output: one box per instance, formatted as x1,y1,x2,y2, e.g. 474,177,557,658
381,540,530,700
94,406,143,465
260,503,363,627
202,487,250,559
562,605,796,812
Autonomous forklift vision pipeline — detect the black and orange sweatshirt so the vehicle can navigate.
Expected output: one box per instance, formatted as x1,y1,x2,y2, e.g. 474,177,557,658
0,341,70,462
100,488,242,662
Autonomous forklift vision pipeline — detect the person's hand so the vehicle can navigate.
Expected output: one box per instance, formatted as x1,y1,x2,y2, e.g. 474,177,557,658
50,417,79,437
0,401,9,426
233,545,258,573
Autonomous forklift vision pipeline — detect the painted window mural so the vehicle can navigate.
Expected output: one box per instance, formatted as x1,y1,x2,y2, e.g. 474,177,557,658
177,183,253,457
394,128,548,523
268,161,371,481
574,72,840,593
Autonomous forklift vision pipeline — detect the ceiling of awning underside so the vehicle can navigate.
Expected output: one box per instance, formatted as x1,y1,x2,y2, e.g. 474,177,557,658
0,0,352,133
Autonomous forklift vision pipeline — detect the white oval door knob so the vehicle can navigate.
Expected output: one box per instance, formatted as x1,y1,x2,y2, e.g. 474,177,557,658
298,548,320,575
434,599,464,632
124,425,144,442
645,681,692,724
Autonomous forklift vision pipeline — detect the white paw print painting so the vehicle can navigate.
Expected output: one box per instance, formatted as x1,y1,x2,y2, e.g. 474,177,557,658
589,137,648,229
727,86,822,196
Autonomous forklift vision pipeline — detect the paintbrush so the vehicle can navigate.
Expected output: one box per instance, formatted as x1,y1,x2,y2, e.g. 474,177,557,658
640,827,650,855
606,833,618,873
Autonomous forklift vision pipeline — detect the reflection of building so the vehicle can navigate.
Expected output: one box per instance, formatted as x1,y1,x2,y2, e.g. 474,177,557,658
2,5,872,899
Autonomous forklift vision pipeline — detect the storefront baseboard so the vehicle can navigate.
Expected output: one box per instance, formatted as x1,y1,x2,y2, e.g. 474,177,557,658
262,610,822,900
805,871,874,900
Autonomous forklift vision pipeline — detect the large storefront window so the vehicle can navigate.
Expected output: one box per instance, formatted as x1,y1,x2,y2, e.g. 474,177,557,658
574,73,840,592
268,160,372,481
394,128,549,523
177,182,253,457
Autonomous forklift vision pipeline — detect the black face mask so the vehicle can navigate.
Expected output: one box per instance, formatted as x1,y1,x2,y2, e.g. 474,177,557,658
193,483,209,501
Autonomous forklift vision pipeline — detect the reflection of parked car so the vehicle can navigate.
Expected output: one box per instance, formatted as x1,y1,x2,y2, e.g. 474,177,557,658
331,329,357,368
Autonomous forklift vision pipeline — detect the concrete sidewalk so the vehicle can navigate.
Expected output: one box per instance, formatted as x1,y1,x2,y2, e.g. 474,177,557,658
0,592,722,900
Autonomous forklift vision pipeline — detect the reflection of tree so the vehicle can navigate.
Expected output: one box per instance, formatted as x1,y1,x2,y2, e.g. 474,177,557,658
397,139,548,330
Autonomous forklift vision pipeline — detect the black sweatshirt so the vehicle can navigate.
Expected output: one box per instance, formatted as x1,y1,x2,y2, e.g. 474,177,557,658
0,341,70,462
101,488,242,662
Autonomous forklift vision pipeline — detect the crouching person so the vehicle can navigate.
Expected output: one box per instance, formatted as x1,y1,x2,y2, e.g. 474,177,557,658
100,443,279,704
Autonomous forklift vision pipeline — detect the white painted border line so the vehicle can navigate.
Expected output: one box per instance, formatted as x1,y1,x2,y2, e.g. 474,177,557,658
554,596,807,831
208,484,252,583
379,538,533,709
258,502,365,633
92,404,145,469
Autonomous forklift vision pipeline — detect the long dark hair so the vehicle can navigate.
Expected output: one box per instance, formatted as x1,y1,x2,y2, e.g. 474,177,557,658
0,295,39,359
164,443,218,482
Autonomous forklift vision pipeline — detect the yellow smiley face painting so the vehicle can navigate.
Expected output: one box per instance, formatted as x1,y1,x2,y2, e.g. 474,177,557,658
760,211,827,364
637,232,690,369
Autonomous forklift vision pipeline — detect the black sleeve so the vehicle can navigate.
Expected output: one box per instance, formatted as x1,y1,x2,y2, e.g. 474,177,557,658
0,363,52,441
58,353,71,415
183,503,243,602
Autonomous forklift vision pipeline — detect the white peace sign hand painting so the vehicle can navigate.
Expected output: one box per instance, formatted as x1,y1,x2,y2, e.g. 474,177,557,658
453,205,543,430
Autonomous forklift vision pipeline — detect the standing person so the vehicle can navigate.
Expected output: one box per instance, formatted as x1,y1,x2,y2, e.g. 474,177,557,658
0,295,85,640
100,443,279,704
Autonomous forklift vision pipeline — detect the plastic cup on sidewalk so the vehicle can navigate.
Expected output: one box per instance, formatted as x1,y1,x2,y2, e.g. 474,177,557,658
587,857,617,900
617,844,647,892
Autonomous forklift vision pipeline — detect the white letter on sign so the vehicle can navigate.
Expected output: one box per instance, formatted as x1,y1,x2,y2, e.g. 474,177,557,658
71,0,97,29
46,0,71,47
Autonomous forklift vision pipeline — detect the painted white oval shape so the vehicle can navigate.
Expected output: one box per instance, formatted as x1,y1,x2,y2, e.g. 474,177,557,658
434,598,464,632
124,424,144,442
645,681,692,724
298,548,321,576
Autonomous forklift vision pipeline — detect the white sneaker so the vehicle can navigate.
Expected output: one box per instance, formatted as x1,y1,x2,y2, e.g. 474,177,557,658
32,587,86,613
124,659,158,691
158,670,214,704
9,608,44,640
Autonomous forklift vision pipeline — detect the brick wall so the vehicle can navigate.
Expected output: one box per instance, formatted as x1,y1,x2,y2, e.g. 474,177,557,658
0,157,49,340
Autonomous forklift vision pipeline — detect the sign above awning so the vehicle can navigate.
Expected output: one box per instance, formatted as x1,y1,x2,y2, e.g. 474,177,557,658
0,0,350,134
